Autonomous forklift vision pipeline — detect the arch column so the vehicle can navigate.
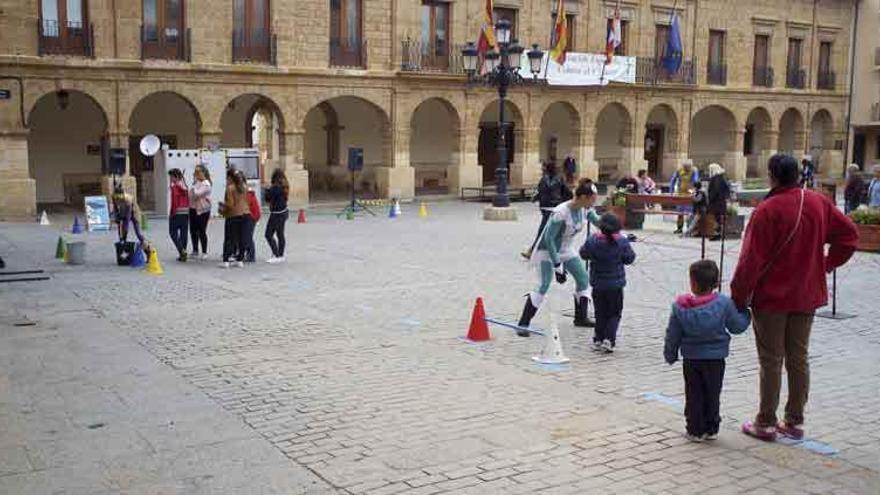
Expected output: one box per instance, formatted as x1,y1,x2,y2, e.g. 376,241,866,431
198,128,223,149
579,125,599,181
726,129,748,181
0,128,36,219
516,127,541,186
757,130,779,178
280,130,310,206
375,126,414,199
624,122,648,178
449,130,482,193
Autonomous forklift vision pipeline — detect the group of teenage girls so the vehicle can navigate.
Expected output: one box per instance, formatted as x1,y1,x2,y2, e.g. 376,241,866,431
519,174,636,354
165,165,290,268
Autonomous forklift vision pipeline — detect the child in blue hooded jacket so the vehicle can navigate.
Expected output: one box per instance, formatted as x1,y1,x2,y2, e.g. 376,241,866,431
579,212,635,353
665,259,751,442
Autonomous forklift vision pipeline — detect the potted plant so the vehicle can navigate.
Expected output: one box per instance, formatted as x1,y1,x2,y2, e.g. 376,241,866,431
723,204,745,239
849,207,880,252
604,191,627,227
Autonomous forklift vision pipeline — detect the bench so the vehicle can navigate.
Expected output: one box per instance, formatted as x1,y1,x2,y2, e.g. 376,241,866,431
625,193,692,216
460,184,538,202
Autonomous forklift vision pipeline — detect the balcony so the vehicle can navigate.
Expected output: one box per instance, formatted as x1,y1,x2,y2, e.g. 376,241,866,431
400,40,463,74
330,38,367,69
37,20,94,57
232,28,276,65
141,25,191,62
817,70,835,90
786,68,806,89
635,58,696,85
706,63,727,86
752,66,774,87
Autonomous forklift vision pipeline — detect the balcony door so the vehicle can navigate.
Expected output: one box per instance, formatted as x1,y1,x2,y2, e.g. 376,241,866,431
234,0,270,62
421,1,450,69
40,0,89,55
330,0,363,67
143,0,184,59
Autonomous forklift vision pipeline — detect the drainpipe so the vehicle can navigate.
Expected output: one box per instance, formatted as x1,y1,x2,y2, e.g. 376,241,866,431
112,0,119,59
809,0,817,89
842,0,860,173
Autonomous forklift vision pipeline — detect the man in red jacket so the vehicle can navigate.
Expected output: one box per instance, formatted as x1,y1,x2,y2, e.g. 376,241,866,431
731,154,858,442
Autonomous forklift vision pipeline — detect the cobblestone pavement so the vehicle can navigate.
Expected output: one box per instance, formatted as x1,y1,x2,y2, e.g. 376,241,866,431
1,201,878,494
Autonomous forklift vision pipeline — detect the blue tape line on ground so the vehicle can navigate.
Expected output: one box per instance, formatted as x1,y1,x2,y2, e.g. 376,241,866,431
484,317,546,336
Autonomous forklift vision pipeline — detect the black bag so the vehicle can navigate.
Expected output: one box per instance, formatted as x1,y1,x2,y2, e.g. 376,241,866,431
115,241,135,266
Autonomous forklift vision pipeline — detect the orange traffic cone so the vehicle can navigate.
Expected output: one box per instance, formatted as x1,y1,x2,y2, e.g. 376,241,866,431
466,297,491,342
297,209,307,224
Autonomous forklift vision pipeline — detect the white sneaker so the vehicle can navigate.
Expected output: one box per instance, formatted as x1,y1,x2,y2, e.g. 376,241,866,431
685,433,704,443
276,256,286,263
591,341,604,352
219,261,230,269
601,339,615,353
266,257,278,264
235,261,245,268
200,253,209,261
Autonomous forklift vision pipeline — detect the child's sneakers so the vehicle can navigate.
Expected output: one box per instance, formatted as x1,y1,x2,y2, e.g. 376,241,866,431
776,422,804,440
601,339,615,354
685,433,704,443
591,341,604,352
702,432,718,441
741,421,777,442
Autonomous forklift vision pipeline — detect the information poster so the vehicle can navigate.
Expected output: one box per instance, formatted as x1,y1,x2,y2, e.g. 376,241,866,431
84,196,111,232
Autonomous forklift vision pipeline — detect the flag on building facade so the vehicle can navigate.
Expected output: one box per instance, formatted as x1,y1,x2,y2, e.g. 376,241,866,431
477,0,496,74
662,12,683,73
605,4,621,65
549,0,568,65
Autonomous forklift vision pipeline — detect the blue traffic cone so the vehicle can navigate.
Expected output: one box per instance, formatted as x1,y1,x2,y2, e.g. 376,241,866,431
71,216,84,234
130,243,146,268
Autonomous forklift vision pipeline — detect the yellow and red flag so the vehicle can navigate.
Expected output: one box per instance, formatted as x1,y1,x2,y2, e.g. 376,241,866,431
605,2,621,65
477,0,496,74
549,0,567,65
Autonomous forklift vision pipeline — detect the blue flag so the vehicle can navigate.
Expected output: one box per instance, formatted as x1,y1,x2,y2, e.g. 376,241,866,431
662,14,683,73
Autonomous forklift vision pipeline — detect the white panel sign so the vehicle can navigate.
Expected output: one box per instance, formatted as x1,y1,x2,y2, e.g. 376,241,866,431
520,52,636,86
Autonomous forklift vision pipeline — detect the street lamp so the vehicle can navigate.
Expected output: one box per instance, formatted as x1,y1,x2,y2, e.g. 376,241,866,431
462,21,544,210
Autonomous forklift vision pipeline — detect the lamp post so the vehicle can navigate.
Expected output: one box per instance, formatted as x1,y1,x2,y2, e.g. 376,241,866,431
462,20,545,212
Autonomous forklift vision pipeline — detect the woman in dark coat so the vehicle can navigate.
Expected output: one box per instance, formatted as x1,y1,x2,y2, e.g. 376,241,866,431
844,164,866,213
521,161,572,259
707,163,731,241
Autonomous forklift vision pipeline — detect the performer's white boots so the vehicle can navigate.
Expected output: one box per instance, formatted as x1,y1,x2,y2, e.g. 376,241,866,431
573,291,595,328
517,292,544,337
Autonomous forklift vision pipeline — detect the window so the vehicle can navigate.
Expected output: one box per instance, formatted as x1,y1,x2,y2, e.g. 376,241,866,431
421,1,450,68
330,0,364,67
39,0,91,55
607,18,628,55
550,12,575,52
233,0,271,63
708,30,726,85
786,38,804,88
654,24,670,60
817,41,834,89
142,0,185,60
492,8,517,40
753,34,771,86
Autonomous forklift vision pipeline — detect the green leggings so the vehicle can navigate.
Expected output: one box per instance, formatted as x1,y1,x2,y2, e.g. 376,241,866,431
536,257,589,295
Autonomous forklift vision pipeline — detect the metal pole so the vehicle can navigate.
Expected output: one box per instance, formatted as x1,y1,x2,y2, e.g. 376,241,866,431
718,212,727,292
494,54,510,208
831,269,837,316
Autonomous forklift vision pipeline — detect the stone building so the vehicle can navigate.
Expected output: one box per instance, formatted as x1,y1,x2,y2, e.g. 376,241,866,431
0,0,858,218
849,0,879,169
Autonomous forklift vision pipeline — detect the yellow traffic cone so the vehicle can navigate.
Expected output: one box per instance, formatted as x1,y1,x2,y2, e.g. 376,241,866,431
146,248,163,275
419,202,428,218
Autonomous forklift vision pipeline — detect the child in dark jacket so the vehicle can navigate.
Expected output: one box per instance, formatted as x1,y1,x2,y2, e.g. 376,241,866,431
579,213,636,353
665,259,751,442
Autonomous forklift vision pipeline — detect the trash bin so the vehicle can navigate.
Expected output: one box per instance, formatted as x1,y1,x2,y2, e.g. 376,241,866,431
66,241,86,265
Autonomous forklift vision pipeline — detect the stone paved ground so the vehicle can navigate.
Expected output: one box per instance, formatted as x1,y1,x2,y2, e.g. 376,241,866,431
1,201,878,494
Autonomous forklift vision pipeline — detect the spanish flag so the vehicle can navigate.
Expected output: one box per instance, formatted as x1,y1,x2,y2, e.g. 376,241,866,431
605,3,621,65
477,0,496,74
549,0,567,65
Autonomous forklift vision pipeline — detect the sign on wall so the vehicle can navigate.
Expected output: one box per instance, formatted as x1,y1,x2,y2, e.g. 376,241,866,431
0,89,11,100
520,52,636,86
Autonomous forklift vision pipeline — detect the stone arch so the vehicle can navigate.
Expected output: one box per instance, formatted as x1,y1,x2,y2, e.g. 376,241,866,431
643,103,679,180
221,94,287,181
478,99,525,185
689,104,738,171
539,101,580,169
27,90,109,206
410,97,461,195
778,107,805,155
745,107,773,178
302,96,392,198
809,109,835,174
127,91,203,208
594,102,633,182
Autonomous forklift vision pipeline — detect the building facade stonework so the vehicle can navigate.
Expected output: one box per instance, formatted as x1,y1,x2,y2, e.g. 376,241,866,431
0,0,856,218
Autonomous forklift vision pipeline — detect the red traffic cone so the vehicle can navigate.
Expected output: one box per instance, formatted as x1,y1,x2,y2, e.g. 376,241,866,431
297,209,307,224
466,297,491,342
